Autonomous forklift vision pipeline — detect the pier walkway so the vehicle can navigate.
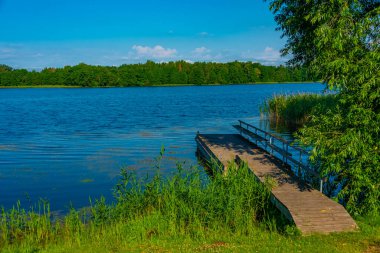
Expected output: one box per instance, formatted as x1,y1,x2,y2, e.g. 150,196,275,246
195,121,357,234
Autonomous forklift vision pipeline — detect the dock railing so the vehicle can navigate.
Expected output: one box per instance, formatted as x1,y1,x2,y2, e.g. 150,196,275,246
234,120,324,192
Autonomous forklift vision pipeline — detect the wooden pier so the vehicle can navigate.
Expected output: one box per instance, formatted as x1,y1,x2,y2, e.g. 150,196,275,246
196,121,357,235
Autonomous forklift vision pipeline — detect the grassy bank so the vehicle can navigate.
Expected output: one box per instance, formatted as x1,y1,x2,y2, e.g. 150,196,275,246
260,93,337,126
1,159,379,252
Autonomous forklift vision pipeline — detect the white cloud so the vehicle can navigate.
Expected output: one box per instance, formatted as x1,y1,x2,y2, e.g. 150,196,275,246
191,47,220,61
0,46,17,60
257,47,282,64
131,45,177,59
264,47,274,53
0,48,14,53
242,47,285,65
198,32,209,37
192,47,211,54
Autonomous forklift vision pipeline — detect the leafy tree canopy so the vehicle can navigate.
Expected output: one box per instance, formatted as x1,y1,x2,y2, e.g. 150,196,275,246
0,64,12,72
267,0,379,214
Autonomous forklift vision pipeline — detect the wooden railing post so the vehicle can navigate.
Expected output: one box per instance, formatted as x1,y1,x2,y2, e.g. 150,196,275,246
285,144,289,164
298,151,302,178
269,137,273,155
320,179,323,193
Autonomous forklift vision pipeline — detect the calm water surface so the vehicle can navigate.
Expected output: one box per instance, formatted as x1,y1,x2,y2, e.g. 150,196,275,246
0,83,324,211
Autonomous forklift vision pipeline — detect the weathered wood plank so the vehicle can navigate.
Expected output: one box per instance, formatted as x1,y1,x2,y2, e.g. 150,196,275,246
196,133,358,235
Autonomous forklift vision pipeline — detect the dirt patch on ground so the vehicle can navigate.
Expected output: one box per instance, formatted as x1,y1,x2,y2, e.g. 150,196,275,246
197,241,228,252
365,243,380,253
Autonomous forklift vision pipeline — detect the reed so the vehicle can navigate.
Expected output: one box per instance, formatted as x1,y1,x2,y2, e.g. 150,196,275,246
0,160,287,251
260,93,337,126
0,157,378,252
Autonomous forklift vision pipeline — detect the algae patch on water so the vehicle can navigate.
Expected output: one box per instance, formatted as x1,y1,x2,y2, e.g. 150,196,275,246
80,178,94,183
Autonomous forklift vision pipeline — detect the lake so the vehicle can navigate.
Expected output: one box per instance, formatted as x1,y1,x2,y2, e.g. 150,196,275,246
0,83,324,211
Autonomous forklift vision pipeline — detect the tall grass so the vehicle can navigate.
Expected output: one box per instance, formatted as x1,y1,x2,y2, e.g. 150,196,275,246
0,159,289,252
1,157,378,252
113,160,285,234
260,93,337,126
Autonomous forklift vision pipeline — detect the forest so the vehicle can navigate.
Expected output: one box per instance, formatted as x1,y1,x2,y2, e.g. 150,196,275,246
0,61,316,87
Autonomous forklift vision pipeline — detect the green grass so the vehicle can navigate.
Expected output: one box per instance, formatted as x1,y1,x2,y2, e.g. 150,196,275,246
1,159,378,252
260,93,337,126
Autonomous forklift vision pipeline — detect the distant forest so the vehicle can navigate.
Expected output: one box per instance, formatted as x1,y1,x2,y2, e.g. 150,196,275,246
0,61,318,87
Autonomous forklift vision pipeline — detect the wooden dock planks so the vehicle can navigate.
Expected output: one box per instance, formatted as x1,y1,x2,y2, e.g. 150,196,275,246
195,133,358,235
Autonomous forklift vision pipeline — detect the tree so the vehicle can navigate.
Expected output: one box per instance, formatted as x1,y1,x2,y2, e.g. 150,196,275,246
189,63,206,84
0,64,12,72
227,61,245,84
267,0,380,215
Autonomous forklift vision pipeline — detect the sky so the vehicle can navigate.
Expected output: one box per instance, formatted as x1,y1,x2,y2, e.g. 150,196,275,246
0,0,286,69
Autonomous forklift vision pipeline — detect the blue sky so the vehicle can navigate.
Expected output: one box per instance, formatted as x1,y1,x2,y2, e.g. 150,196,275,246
0,0,286,69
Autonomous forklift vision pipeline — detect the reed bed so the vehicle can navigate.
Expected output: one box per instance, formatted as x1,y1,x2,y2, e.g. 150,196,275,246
0,160,292,252
0,157,378,252
260,93,337,126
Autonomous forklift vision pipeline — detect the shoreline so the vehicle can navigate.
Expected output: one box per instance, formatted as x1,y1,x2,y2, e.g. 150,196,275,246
0,81,321,89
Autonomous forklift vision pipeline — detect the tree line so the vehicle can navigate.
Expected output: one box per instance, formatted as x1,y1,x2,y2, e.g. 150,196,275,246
0,61,317,87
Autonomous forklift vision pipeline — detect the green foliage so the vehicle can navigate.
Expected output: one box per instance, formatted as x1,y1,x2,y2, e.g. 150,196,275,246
267,0,380,215
0,160,289,251
0,155,379,252
261,93,338,126
0,61,317,87
0,64,12,73
0,174,379,252
113,160,277,235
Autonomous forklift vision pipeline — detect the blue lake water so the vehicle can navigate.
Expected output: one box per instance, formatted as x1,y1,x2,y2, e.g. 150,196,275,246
0,83,324,211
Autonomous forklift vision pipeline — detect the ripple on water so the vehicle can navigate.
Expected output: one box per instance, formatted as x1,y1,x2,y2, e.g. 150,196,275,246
0,83,324,211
